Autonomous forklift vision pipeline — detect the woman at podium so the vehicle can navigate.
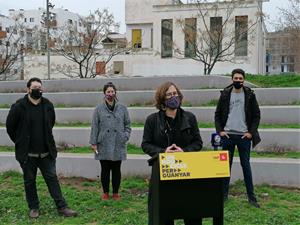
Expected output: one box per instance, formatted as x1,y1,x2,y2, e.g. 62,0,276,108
142,82,203,225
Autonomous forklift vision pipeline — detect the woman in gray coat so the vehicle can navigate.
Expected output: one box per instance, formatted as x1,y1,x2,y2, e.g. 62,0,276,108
90,82,131,201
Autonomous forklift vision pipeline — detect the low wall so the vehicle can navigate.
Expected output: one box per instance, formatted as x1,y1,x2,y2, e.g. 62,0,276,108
0,128,299,151
2,106,298,124
0,88,299,106
0,153,299,187
0,75,254,92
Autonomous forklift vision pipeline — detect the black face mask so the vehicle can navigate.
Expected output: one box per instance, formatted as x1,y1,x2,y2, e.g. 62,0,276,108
233,81,243,89
30,89,42,100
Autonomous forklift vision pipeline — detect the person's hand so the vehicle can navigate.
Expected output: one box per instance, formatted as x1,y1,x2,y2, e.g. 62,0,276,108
165,144,176,153
242,132,252,139
173,144,183,152
220,131,229,138
91,145,98,154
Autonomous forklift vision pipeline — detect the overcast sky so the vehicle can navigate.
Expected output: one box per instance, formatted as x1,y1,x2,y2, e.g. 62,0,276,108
0,0,288,33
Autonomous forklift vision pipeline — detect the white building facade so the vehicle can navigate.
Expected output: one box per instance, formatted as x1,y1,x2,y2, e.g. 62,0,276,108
8,8,83,51
109,0,267,76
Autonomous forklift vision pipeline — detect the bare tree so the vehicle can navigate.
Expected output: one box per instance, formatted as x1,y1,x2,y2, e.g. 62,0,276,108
52,9,129,78
175,0,261,75
0,14,25,80
275,0,300,33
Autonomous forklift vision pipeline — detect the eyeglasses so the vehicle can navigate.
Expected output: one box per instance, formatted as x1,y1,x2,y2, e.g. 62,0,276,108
165,91,178,98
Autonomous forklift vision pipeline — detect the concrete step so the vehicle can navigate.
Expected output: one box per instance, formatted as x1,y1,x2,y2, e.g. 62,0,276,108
0,128,299,151
0,88,299,106
0,75,255,92
0,152,299,187
1,106,299,124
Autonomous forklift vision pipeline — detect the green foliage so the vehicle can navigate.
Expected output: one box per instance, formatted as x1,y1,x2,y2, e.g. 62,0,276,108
246,74,300,87
0,172,299,225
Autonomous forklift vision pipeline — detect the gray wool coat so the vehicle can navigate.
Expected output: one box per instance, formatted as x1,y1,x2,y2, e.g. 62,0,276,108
89,101,131,161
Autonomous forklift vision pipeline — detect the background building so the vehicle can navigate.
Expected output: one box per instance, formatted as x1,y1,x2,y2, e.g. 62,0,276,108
108,0,267,76
266,29,300,74
8,8,83,51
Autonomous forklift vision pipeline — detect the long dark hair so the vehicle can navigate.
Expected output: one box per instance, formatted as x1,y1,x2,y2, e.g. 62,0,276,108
103,82,117,94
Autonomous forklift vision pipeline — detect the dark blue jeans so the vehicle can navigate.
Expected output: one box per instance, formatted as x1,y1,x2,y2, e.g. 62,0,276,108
222,134,255,200
20,155,67,210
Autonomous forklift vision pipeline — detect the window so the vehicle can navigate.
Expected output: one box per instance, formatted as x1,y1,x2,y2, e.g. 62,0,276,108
96,61,106,75
13,29,17,34
235,16,248,56
161,19,173,58
68,19,73,25
30,18,34,22
6,27,10,33
0,26,2,31
6,41,10,47
184,18,197,58
132,29,142,48
281,55,295,73
24,18,27,22
210,17,222,56
113,61,124,74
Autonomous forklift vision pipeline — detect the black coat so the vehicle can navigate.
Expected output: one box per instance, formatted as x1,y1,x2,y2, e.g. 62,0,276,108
6,95,57,163
214,85,261,148
142,108,203,157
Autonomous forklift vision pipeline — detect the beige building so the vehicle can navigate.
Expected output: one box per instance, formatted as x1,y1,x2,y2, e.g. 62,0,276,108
107,0,268,76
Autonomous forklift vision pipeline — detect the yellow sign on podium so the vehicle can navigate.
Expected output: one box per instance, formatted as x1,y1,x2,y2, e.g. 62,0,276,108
159,151,230,181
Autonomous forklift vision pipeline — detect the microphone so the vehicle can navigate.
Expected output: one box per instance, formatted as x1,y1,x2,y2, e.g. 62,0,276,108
211,132,222,150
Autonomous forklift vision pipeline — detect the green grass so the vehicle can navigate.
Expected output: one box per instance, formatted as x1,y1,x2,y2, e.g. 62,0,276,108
0,104,11,108
1,121,300,129
0,122,293,129
0,172,299,225
245,74,300,88
1,145,299,158
52,122,300,129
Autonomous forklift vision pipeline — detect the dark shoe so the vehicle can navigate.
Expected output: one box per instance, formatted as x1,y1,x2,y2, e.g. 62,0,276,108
58,207,78,217
101,192,109,200
112,193,121,201
248,198,260,208
29,209,39,218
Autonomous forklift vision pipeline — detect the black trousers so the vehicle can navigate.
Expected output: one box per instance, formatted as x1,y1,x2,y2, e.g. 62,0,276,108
99,160,122,193
222,135,255,200
20,155,67,210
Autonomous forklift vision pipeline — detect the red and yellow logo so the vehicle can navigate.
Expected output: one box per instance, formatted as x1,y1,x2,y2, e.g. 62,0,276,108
219,153,228,161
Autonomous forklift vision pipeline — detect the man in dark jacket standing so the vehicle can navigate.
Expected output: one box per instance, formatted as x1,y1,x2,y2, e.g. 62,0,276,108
6,77,77,218
215,69,261,208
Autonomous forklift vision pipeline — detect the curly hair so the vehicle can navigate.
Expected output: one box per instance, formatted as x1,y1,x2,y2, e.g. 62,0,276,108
154,82,183,110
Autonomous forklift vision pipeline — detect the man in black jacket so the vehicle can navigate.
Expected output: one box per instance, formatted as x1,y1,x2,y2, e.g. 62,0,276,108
6,77,77,218
215,69,261,208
